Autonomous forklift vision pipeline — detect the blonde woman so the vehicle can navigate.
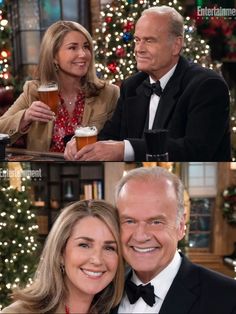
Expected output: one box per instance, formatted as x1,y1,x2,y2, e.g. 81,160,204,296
1,200,124,314
0,21,119,152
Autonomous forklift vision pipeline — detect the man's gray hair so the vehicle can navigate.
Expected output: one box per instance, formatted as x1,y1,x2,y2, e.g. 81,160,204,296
141,6,184,37
115,166,185,223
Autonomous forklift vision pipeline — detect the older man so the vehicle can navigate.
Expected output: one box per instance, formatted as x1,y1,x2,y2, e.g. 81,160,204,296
65,6,230,161
111,166,236,314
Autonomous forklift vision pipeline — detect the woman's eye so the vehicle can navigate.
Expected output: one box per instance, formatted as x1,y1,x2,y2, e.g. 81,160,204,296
105,245,117,252
84,45,90,50
78,243,89,248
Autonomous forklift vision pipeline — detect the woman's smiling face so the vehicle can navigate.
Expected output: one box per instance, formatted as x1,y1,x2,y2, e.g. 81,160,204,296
62,216,118,298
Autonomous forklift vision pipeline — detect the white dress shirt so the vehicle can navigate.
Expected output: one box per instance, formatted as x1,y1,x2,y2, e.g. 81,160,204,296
124,65,177,161
118,250,182,314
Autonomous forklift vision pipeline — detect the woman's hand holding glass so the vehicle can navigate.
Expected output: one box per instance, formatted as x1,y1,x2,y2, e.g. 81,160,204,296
20,101,55,131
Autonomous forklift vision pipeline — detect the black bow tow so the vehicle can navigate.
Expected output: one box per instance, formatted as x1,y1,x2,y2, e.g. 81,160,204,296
143,80,162,97
126,280,156,307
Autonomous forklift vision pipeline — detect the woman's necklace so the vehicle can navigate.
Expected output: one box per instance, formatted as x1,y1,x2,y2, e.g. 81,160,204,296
62,95,78,106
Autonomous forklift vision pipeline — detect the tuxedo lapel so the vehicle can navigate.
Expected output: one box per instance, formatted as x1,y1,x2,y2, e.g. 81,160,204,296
153,56,190,129
126,83,150,137
159,278,198,314
159,255,200,314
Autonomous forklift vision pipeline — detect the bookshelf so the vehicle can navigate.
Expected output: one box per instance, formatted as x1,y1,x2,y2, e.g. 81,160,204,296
30,162,104,235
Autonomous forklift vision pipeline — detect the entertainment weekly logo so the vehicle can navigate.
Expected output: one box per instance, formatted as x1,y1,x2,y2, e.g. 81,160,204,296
0,168,42,180
197,6,236,19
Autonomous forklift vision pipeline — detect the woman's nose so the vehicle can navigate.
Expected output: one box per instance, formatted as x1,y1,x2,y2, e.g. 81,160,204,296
77,48,86,57
89,249,103,265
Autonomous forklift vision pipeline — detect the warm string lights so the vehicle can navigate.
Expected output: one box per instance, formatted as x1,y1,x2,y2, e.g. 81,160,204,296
0,174,39,310
94,0,216,84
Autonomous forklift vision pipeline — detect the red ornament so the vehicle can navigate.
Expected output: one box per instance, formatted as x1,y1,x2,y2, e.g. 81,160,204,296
116,47,126,58
105,16,112,23
107,62,117,73
123,21,134,32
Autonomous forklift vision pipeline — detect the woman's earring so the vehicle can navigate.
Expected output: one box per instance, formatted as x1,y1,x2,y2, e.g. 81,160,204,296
54,63,59,72
60,263,65,274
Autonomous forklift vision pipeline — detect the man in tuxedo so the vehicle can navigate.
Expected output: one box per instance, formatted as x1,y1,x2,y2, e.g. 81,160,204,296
111,166,236,314
64,6,231,161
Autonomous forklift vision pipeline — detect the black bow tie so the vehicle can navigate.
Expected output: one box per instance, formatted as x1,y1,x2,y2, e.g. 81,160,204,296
125,280,156,307
143,80,162,97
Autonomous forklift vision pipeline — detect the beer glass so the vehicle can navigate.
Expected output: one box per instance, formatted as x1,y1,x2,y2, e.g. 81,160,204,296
75,126,98,151
38,82,59,114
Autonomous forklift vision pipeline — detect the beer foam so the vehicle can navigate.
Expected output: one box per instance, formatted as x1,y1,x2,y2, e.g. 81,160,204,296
75,126,97,137
38,84,58,92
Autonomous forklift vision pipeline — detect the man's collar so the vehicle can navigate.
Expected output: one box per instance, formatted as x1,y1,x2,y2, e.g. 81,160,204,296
131,250,182,300
149,63,178,91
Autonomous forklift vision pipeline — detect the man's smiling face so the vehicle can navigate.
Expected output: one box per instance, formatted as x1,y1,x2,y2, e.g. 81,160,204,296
117,177,185,283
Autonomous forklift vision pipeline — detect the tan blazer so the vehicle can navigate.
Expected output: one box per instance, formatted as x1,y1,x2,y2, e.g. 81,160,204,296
1,301,66,313
0,80,119,152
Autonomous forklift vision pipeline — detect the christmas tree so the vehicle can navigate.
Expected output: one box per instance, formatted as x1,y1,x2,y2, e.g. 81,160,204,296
0,163,39,310
94,0,214,84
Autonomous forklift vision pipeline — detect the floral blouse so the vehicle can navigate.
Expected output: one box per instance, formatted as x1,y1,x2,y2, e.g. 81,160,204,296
50,92,85,152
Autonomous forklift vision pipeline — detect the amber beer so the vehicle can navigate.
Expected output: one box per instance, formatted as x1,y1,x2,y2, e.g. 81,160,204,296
38,83,59,114
75,126,98,151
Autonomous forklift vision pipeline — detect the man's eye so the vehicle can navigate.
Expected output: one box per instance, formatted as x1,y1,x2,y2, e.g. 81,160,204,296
152,220,163,225
126,219,135,224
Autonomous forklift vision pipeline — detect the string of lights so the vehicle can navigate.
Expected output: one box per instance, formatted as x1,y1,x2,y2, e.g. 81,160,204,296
0,166,39,310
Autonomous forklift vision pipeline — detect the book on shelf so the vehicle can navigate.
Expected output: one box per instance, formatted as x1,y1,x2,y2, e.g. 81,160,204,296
83,181,103,200
84,184,93,200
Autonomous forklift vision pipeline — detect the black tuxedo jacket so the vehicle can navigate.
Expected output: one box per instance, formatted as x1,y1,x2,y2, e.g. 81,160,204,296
111,255,236,314
99,56,231,161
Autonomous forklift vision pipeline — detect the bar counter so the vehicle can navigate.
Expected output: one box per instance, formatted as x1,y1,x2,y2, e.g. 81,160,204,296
5,147,65,161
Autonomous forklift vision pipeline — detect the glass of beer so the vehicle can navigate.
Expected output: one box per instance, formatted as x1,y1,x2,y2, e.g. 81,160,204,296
38,82,59,114
75,126,98,151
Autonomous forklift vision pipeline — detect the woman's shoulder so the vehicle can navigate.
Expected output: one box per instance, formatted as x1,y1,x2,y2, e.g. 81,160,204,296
1,301,32,313
100,82,120,97
22,80,40,92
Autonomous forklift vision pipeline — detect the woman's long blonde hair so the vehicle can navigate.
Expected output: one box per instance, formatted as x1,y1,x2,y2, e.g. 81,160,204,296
36,20,105,96
12,200,124,314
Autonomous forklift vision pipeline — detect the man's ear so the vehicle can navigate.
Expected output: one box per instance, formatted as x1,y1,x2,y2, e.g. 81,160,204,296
177,213,186,241
172,36,184,56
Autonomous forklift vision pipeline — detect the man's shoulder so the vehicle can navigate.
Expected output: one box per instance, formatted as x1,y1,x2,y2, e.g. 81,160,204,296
180,56,225,82
181,255,236,291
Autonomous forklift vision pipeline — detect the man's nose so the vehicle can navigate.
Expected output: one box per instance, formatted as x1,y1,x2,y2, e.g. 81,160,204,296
133,222,151,242
135,41,146,52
